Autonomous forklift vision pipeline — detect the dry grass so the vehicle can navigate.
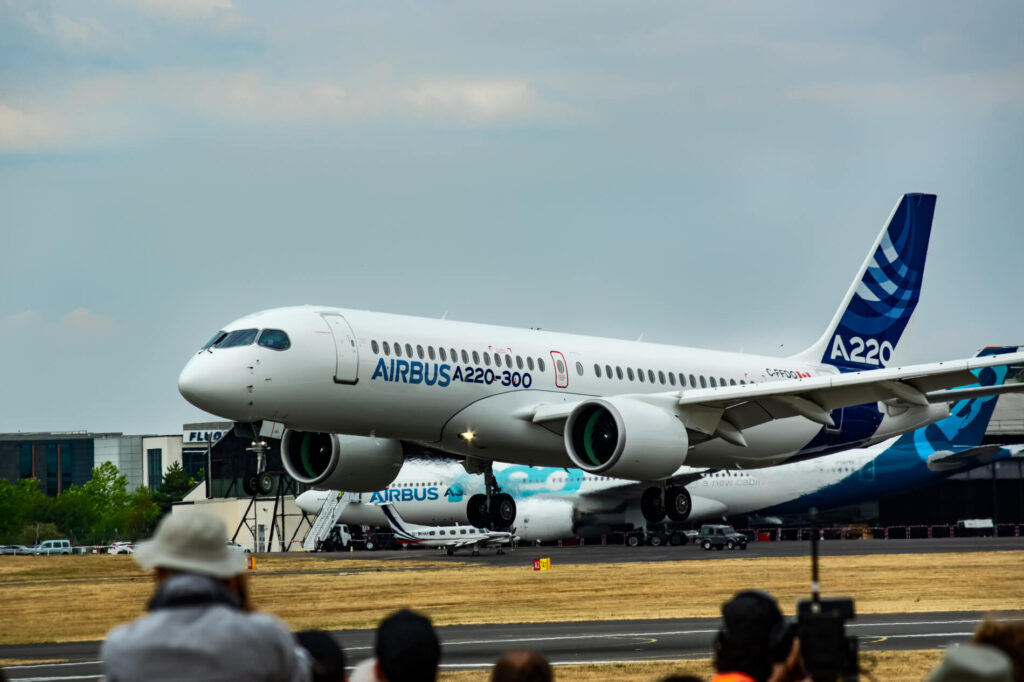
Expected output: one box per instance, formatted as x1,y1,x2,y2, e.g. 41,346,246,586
2,551,1022,645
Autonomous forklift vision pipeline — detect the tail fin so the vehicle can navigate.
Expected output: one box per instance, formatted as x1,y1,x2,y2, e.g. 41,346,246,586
912,346,1021,450
795,193,936,372
379,503,415,539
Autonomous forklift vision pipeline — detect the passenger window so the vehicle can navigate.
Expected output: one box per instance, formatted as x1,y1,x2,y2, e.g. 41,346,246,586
690,374,697,387
658,370,666,385
730,379,737,386
472,350,480,364
383,341,391,356
538,358,545,372
506,354,514,368
605,364,613,378
218,328,258,348
700,375,707,388
438,347,446,361
405,343,413,357
516,356,524,370
710,377,717,387
257,329,291,351
637,369,645,383
616,366,623,380
576,361,584,376
462,350,470,364
428,346,436,360
594,364,602,378
556,358,565,374
668,372,676,386
483,352,491,366
371,340,380,354
627,367,635,381
678,373,685,387
648,369,655,383
527,357,535,371
416,345,424,359
394,343,402,357
720,377,726,387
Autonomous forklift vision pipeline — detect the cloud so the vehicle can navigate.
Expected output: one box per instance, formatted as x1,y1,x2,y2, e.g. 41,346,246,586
404,78,555,124
60,308,116,336
0,309,114,339
0,101,68,151
123,0,237,21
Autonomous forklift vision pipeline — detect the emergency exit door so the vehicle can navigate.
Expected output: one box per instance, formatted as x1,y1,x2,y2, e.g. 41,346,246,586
321,313,359,384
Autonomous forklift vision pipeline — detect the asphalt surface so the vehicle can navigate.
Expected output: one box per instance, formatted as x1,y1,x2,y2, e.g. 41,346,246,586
316,534,1024,566
3,536,1022,681
5,611,1024,681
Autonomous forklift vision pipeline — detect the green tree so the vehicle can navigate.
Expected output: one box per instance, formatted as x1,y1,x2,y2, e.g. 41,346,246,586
16,521,61,546
153,461,196,515
0,478,48,543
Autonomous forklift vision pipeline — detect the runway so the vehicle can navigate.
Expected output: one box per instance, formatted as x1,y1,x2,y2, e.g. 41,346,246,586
316,535,1024,566
5,610,1023,680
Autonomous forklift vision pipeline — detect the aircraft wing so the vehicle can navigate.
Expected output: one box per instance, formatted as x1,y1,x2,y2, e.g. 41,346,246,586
527,351,1024,442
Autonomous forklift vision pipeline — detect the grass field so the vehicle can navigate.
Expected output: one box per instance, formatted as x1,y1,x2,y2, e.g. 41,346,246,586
2,551,1021,678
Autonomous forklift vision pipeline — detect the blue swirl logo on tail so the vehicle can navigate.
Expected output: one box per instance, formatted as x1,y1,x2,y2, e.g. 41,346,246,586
825,193,936,372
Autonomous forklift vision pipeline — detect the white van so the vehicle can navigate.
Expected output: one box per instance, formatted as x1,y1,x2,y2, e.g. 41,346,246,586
32,539,72,555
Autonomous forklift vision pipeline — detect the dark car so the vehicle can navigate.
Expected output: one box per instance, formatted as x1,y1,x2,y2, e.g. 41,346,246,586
697,524,748,551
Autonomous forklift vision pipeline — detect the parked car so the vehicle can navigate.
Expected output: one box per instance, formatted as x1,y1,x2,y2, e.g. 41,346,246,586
32,539,73,555
0,545,34,555
697,524,748,551
226,540,252,553
107,541,135,555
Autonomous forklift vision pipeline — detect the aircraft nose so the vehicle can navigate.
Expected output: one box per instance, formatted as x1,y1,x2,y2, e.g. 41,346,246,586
178,353,248,419
295,490,326,514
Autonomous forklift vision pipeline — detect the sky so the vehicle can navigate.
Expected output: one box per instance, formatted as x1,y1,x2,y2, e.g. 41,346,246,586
2,1,1022,435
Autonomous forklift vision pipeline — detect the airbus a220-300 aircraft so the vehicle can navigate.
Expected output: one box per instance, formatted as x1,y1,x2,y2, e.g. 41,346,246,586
178,193,1024,528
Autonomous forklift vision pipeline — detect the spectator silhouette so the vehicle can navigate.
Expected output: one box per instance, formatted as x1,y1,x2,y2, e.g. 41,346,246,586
974,618,1024,682
491,649,553,682
297,630,346,682
100,512,310,682
712,590,804,682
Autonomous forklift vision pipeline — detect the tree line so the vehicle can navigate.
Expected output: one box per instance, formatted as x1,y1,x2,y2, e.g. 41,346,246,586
0,461,197,546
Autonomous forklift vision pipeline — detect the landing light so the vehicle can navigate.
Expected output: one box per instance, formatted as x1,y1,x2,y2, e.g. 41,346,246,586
459,430,476,443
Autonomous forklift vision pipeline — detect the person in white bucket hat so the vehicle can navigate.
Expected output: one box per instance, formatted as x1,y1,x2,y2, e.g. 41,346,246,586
100,511,311,682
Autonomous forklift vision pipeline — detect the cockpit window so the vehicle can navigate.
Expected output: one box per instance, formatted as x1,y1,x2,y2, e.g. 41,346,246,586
202,331,227,350
258,329,291,351
216,328,258,348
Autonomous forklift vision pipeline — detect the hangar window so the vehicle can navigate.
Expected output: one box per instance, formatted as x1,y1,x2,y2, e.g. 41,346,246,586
527,357,535,371
594,364,602,378
538,358,546,372
627,367,635,381
405,343,413,358
616,366,623,380
382,341,391,355
473,350,481,364
371,340,379,354
217,328,258,348
258,329,291,351
417,345,424,359
394,343,402,357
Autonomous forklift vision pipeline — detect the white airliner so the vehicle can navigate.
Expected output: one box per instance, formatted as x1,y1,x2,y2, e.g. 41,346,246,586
297,353,1023,543
378,503,514,556
179,194,1024,528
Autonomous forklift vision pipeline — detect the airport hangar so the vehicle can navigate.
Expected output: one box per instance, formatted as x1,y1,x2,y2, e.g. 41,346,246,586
3,394,1024,551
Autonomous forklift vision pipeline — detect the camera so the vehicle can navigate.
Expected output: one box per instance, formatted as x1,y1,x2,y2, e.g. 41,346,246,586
797,510,858,681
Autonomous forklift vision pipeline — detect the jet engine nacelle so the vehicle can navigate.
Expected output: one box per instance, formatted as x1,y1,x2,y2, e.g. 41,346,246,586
564,397,688,480
515,498,575,543
280,430,403,492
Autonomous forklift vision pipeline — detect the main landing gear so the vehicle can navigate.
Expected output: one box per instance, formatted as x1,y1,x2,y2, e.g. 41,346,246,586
465,461,516,530
641,485,692,523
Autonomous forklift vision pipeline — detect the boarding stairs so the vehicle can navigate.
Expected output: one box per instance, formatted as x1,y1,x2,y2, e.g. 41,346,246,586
302,492,351,551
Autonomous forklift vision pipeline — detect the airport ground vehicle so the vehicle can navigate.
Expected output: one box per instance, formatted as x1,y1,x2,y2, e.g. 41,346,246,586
107,541,134,554
32,539,72,555
697,524,748,550
226,540,252,553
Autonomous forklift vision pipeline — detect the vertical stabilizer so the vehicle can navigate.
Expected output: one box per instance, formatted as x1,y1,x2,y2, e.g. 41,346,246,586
794,193,936,372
